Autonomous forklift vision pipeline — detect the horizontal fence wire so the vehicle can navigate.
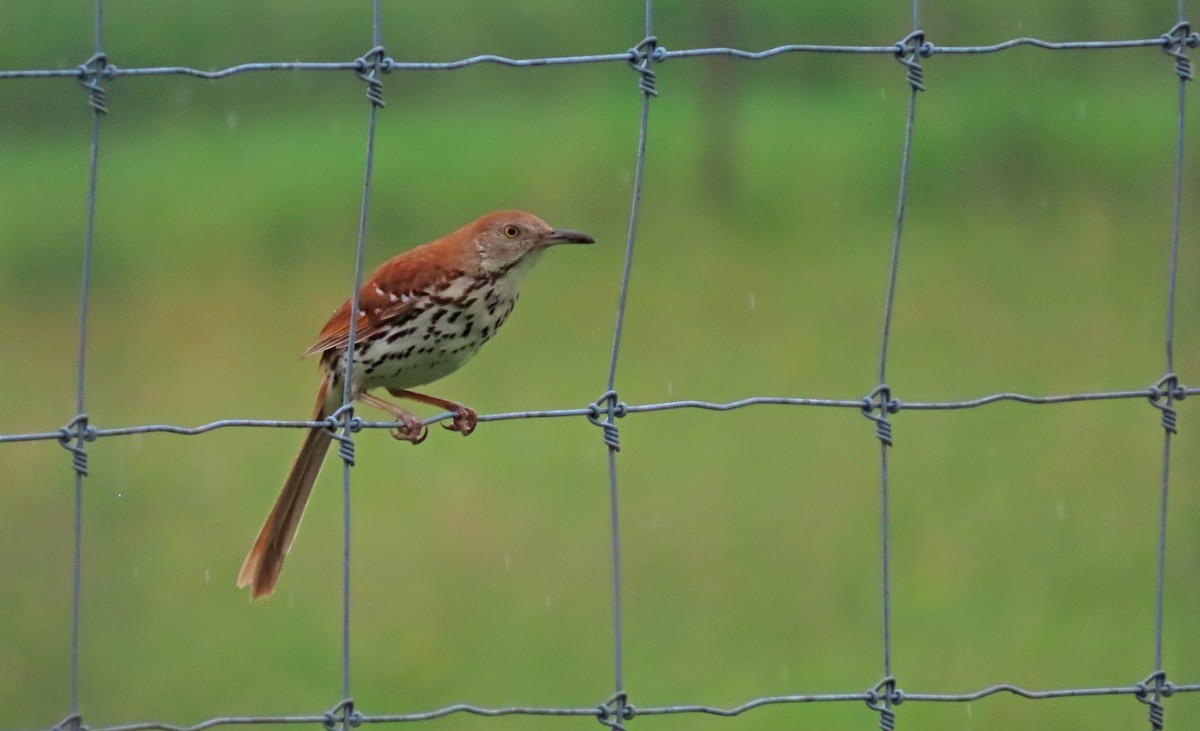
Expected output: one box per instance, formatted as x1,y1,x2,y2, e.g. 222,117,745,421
2,2,1197,731
3,387,1200,446
17,680,1200,731
0,37,1186,81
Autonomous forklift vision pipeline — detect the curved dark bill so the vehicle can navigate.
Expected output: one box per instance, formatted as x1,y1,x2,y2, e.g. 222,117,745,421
544,228,595,244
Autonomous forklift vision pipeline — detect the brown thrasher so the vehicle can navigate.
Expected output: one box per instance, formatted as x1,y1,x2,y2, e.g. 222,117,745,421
237,211,594,598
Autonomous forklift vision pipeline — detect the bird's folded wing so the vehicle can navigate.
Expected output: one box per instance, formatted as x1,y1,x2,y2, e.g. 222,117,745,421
302,256,463,358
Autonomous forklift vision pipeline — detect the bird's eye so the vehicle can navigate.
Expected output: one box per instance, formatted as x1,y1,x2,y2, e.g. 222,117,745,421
502,224,521,238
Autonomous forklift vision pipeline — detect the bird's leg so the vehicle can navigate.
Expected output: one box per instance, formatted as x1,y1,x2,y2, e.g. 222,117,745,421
356,392,428,445
387,388,478,436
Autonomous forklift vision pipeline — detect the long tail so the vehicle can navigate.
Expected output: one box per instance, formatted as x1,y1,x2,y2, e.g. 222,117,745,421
237,380,336,599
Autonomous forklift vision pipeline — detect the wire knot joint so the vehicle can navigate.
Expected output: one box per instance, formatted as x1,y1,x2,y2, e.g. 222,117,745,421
864,676,903,731
355,45,389,107
588,390,627,452
323,698,364,731
326,404,363,466
76,52,111,114
1162,22,1198,81
596,691,635,730
57,413,97,477
628,35,663,96
862,385,900,446
1148,373,1185,434
894,30,932,91
1136,670,1172,731
52,714,87,731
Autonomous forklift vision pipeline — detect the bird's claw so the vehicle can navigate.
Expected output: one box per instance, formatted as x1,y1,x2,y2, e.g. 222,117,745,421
390,415,428,445
441,406,477,437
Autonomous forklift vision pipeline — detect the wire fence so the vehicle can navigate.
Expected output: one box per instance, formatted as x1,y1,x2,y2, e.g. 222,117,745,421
2,1,1197,730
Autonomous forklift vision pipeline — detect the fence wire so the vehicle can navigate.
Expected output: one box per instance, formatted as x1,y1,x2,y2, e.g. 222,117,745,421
2,1,1198,730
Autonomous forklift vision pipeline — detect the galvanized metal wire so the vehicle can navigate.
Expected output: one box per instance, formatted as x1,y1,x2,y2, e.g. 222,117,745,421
865,4,924,727
335,0,386,704
593,0,658,711
2,3,1197,731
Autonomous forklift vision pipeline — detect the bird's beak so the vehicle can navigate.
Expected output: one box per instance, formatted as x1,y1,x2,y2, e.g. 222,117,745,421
542,228,595,245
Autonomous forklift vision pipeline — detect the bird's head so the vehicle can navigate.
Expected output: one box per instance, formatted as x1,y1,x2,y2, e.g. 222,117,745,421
466,210,594,274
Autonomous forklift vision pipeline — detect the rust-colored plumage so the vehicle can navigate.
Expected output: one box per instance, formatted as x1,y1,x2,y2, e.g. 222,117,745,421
237,211,593,599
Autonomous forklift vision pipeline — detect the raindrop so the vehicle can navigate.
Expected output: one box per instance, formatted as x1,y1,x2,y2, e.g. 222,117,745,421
226,112,238,131
748,292,757,312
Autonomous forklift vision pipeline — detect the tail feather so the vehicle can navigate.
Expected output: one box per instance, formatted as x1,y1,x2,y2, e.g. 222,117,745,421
237,380,335,599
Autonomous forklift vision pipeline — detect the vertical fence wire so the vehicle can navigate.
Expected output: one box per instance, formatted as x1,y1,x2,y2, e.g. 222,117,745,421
337,0,385,705
1152,38,1181,677
597,2,656,722
1146,1,1191,724
866,2,924,725
65,0,106,719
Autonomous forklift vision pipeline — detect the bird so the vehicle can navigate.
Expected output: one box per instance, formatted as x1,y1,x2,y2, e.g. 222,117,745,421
237,210,594,599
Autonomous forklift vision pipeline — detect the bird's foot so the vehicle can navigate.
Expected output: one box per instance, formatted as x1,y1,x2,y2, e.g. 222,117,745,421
389,412,428,445
442,405,477,437
356,391,428,445
385,388,477,438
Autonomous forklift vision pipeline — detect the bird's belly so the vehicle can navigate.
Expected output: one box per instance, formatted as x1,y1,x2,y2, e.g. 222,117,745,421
344,289,518,392
357,338,478,390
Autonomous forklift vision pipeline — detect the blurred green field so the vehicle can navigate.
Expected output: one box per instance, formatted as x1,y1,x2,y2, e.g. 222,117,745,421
1,2,1198,730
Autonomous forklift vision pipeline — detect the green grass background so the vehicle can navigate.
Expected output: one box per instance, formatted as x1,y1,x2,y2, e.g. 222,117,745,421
2,2,1198,730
